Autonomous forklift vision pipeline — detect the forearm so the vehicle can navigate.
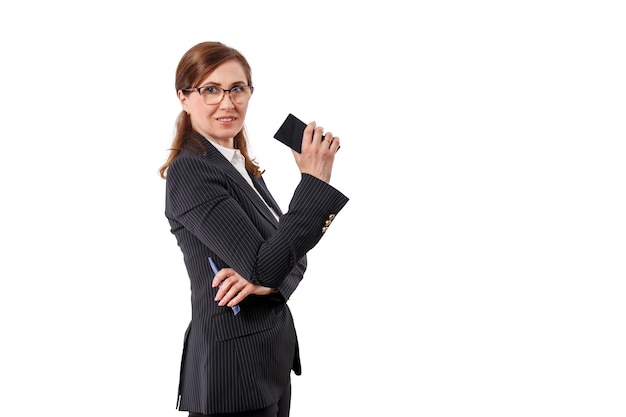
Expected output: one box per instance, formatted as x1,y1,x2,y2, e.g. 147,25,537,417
251,174,348,288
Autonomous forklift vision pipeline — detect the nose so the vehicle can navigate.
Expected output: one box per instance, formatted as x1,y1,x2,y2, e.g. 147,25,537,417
218,91,236,108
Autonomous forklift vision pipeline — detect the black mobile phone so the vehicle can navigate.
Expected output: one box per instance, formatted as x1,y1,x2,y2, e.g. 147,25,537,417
273,113,306,153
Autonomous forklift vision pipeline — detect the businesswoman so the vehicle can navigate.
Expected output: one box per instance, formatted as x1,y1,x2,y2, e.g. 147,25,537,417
159,41,349,417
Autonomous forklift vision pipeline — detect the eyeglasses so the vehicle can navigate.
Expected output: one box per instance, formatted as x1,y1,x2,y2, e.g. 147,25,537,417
181,85,254,105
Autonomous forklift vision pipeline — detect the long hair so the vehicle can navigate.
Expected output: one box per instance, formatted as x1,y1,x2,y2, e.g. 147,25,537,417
159,41,263,179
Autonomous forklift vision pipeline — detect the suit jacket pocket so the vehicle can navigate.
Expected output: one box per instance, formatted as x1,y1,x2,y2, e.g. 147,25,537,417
213,303,283,342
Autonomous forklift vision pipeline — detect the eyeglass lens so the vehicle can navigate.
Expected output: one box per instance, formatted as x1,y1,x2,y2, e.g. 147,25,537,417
202,86,251,105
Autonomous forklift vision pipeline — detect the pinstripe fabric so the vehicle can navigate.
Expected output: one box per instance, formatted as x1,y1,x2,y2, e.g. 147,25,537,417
165,134,349,414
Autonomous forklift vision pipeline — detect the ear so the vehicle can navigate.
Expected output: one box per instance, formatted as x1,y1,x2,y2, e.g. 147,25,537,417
177,90,190,113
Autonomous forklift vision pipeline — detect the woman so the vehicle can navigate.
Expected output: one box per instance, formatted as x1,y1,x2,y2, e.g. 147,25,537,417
159,41,349,417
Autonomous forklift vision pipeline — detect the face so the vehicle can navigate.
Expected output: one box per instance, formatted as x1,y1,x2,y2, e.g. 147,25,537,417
178,59,251,148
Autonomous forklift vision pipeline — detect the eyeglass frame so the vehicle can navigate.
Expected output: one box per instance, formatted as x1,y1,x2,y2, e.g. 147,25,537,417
180,84,254,105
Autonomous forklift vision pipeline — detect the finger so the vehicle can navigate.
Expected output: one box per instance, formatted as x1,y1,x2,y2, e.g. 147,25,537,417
302,122,317,146
214,275,237,301
218,287,233,306
226,287,251,307
227,281,255,307
212,274,223,288
313,126,325,143
214,280,229,301
220,283,251,307
217,277,250,306
216,280,238,305
211,267,235,288
322,131,333,146
329,136,340,151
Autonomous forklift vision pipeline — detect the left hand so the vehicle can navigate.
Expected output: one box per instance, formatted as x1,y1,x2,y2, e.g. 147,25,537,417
212,268,274,308
292,121,340,184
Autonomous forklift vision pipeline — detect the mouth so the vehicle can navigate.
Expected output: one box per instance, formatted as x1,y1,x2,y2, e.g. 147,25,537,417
216,117,236,122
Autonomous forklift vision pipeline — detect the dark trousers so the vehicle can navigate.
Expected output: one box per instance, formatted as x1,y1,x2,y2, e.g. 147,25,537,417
189,382,291,417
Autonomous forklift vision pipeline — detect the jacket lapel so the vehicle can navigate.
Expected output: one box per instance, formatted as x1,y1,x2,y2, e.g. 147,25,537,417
201,139,280,228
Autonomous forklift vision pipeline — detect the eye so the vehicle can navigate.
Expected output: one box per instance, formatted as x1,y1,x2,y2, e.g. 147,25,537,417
201,86,222,95
230,86,245,94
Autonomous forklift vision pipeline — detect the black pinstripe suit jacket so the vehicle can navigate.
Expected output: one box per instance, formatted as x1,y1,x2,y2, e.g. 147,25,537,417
165,134,349,414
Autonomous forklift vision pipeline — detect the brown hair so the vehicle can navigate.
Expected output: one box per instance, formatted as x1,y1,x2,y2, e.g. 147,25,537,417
159,41,263,179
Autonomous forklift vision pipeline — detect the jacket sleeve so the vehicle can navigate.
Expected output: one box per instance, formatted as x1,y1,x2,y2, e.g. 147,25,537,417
165,154,349,289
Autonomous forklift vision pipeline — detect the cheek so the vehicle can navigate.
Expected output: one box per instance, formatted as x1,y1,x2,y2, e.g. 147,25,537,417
237,103,249,117
188,109,212,132
189,105,211,122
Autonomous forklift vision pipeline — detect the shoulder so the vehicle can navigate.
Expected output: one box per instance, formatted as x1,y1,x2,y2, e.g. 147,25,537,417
168,150,219,181
166,149,232,193
169,149,204,170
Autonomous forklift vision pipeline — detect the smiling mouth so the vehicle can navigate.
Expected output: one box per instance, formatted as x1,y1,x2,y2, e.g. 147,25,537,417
217,117,235,122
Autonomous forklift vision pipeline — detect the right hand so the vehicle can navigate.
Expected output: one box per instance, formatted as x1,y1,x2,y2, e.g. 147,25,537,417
292,121,340,183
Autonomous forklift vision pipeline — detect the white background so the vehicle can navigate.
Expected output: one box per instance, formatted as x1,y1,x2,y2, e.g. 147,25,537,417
1,1,625,416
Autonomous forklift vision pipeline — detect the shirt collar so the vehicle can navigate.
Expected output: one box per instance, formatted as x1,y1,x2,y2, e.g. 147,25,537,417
208,139,242,164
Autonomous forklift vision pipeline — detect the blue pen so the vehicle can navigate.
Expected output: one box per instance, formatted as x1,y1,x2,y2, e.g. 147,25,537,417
209,257,240,315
